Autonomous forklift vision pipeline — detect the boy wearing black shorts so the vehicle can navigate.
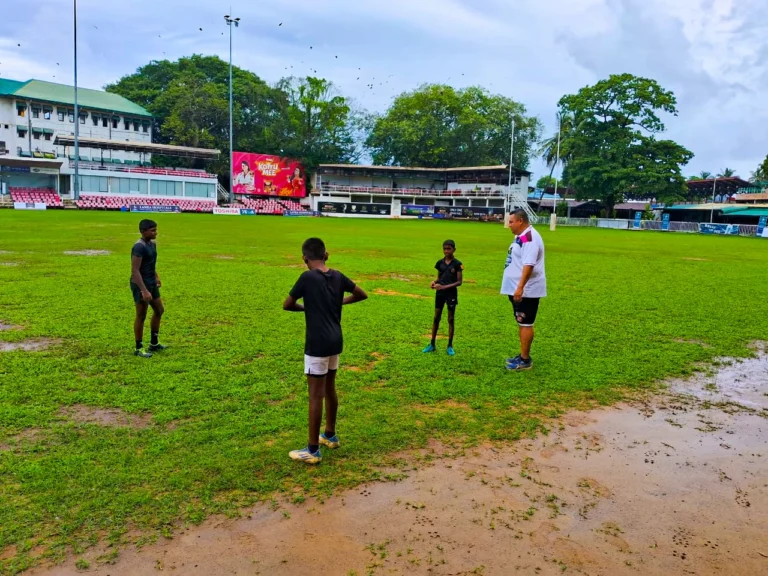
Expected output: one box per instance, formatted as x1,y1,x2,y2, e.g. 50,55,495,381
130,219,166,358
283,237,368,464
423,239,464,356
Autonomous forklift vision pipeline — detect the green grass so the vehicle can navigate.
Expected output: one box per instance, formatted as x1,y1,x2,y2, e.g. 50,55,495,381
1,211,767,573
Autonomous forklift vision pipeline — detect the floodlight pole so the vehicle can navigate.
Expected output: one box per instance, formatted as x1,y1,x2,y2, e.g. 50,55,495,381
225,12,240,204
508,118,515,193
73,0,80,200
709,177,717,223
552,128,561,215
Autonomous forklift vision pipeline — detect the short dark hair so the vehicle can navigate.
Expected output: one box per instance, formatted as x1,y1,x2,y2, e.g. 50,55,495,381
302,237,326,261
443,239,456,249
511,209,529,223
139,219,157,232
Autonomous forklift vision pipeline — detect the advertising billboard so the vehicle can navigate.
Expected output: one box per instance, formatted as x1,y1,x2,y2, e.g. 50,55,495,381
320,202,391,216
232,152,306,197
699,223,740,235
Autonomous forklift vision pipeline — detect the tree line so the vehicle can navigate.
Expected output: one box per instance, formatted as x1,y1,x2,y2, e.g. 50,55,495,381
107,56,766,215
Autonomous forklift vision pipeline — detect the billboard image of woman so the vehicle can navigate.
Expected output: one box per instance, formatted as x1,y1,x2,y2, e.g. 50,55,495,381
232,152,307,197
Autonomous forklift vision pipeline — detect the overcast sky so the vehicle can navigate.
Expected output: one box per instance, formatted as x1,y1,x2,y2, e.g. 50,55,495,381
1,0,766,180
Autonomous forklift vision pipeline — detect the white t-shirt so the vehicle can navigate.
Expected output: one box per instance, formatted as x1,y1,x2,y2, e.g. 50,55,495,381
500,226,547,298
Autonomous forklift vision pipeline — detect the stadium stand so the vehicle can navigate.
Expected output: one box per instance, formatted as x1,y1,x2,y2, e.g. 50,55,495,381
75,194,215,213
72,162,218,179
10,187,63,207
279,199,310,212
240,197,285,214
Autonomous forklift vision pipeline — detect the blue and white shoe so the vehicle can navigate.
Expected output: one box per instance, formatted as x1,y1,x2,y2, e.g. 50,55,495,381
422,344,436,353
506,356,533,371
289,446,322,464
319,433,340,449
506,355,522,365
447,346,455,356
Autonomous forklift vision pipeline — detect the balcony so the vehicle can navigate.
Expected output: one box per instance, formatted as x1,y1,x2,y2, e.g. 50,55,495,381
316,184,511,197
68,161,217,180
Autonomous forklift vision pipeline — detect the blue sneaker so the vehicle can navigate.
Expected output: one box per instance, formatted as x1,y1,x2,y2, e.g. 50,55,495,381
289,446,322,464
447,346,455,356
507,357,533,371
506,355,522,365
319,433,340,449
422,344,436,353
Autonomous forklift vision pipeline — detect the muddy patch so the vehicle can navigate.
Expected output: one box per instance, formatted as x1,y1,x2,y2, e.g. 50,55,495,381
0,250,13,255
359,273,428,283
28,350,768,576
0,262,20,267
0,338,61,352
344,352,388,373
59,405,152,429
683,257,709,262
373,288,427,299
673,337,712,347
0,428,41,453
63,250,111,256
212,255,235,260
0,322,22,332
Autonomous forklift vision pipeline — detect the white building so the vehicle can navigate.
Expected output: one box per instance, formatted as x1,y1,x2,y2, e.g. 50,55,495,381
0,77,221,205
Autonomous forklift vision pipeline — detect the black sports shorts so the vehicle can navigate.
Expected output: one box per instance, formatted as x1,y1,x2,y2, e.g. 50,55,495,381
435,290,458,311
509,296,539,326
131,281,160,304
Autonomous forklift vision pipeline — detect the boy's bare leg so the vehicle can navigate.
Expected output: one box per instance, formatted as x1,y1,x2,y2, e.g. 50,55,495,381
134,302,148,345
448,309,455,344
431,308,442,343
324,369,338,436
307,375,327,447
149,298,164,335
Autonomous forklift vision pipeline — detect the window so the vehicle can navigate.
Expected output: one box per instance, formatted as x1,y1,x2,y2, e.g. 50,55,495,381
150,180,183,196
117,177,148,194
58,110,65,121
112,117,119,129
44,110,52,120
80,175,109,193
102,117,108,128
185,182,215,198
124,119,131,130
17,127,28,137
79,114,86,125
68,111,75,123
142,123,149,133
44,133,52,141
92,115,99,126
133,121,139,132
32,108,40,119
33,132,41,140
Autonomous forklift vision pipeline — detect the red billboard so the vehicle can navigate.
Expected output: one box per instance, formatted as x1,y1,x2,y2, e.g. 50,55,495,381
232,152,306,197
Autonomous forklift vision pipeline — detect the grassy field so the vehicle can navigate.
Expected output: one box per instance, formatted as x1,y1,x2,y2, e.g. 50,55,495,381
1,210,767,573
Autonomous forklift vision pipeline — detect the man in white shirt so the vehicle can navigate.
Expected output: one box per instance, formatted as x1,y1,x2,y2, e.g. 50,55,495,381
500,209,546,370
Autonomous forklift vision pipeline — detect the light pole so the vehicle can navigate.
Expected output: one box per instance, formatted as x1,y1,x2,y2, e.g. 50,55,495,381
552,128,561,215
73,0,80,200
710,176,718,223
507,118,515,212
224,13,240,204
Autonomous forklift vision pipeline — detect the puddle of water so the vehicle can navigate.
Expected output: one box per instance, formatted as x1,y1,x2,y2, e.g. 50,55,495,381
0,338,62,352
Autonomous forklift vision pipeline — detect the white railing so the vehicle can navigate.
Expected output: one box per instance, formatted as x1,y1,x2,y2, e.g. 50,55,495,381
318,184,509,197
70,161,217,179
217,183,229,203
554,218,760,237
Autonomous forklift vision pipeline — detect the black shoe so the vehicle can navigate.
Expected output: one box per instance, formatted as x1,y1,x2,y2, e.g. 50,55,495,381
134,347,153,358
148,343,167,352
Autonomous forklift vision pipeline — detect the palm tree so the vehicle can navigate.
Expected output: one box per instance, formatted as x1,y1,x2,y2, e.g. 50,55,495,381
537,112,577,201
717,167,736,178
698,171,712,180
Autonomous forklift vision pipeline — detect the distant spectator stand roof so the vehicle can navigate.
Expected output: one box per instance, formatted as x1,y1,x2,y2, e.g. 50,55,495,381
318,164,531,178
0,77,150,117
686,177,752,197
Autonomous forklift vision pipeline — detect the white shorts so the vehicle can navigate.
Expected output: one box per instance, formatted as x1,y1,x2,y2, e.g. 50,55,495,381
304,354,339,376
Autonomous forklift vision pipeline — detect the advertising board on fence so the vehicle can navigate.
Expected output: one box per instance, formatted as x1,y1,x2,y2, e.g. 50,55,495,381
320,202,391,216
283,210,317,217
699,223,740,235
633,212,642,230
757,216,767,238
433,206,505,221
213,207,242,215
401,204,433,216
232,152,306,197
130,205,180,213
662,213,671,231
13,202,46,210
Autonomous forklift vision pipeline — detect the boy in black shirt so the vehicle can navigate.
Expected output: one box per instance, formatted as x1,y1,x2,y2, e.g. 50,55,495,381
130,219,166,358
283,237,368,464
423,239,463,356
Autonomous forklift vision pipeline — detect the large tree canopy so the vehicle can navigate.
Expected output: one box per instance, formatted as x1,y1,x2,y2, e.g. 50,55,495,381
751,155,768,183
365,84,541,169
558,74,693,215
106,55,359,182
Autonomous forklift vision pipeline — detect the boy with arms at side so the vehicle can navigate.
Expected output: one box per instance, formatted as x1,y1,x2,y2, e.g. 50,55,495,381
283,237,368,464
130,219,167,358
423,239,464,356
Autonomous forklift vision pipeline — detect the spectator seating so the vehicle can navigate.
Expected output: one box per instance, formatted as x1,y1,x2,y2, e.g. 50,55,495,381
240,197,285,214
9,187,63,208
278,199,310,212
75,194,216,213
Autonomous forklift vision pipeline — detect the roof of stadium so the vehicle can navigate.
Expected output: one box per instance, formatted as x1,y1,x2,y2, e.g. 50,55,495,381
0,77,151,117
686,177,752,195
318,164,532,176
54,135,220,159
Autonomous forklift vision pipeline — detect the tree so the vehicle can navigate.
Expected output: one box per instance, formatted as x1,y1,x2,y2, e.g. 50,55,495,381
557,74,693,215
698,171,712,180
538,111,578,187
536,175,557,189
749,155,768,183
717,167,737,178
365,84,542,169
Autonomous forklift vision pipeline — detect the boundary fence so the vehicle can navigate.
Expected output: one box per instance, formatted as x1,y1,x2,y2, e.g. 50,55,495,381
551,217,759,238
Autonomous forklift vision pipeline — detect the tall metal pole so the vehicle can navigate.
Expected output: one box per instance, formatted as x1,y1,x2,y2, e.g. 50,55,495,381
710,177,717,223
73,0,80,200
225,12,239,204
552,128,561,215
507,118,515,215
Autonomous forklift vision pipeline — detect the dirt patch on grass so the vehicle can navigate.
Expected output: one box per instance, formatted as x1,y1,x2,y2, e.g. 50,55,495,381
344,352,388,373
359,273,428,283
373,288,426,299
674,338,712,347
0,250,13,255
0,338,62,352
59,405,152,429
0,322,22,331
63,250,111,256
0,262,20,266
0,428,41,452
683,257,709,262
414,399,472,414
213,255,235,260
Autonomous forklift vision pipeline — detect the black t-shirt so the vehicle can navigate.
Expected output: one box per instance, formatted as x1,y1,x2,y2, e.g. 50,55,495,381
290,269,356,357
131,239,157,283
435,258,463,295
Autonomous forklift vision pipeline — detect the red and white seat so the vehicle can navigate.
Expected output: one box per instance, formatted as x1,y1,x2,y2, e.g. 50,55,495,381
278,199,310,212
9,187,63,207
240,197,285,214
75,194,216,213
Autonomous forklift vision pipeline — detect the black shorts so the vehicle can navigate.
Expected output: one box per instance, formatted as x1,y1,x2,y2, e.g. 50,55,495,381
131,281,160,304
435,290,458,311
510,296,540,326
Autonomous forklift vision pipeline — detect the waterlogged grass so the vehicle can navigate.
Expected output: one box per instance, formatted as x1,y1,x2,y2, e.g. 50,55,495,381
1,211,767,573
